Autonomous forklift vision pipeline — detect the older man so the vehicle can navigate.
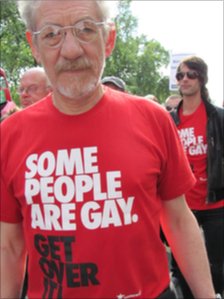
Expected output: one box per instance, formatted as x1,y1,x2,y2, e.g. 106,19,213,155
0,1,217,299
18,67,51,108
164,94,181,112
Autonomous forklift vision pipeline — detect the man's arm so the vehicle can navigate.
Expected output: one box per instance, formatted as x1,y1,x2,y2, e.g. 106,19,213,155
160,195,216,299
0,221,27,299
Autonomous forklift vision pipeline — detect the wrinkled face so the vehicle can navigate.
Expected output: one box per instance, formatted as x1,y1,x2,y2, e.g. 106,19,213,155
30,0,113,101
177,64,201,97
18,71,50,108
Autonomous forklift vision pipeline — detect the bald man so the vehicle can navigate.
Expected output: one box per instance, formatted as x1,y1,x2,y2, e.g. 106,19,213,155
164,94,181,112
18,67,52,108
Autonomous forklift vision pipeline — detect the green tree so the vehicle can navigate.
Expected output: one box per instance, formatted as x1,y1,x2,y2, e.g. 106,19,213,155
0,0,35,102
104,0,170,102
134,39,170,101
1,0,171,104
104,0,140,82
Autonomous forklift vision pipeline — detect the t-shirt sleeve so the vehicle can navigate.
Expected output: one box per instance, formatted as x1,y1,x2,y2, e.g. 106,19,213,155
157,112,196,201
0,120,23,223
0,175,23,223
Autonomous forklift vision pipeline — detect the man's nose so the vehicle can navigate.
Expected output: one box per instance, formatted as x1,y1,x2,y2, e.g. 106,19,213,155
60,31,84,60
20,89,29,97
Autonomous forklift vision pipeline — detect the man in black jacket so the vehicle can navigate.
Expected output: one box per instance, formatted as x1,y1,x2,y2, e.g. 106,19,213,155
170,56,224,298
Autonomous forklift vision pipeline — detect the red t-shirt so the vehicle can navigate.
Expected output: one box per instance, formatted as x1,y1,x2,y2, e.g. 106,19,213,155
177,101,224,210
1,88,195,298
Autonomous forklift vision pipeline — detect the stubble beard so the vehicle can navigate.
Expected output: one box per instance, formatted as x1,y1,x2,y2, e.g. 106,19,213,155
55,58,105,100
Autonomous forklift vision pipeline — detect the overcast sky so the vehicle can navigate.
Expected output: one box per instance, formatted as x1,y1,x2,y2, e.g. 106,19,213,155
110,1,223,106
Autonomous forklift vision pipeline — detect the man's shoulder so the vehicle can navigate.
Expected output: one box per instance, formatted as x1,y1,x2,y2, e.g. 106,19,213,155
107,89,165,113
1,96,50,130
215,105,224,115
208,103,224,123
205,100,223,115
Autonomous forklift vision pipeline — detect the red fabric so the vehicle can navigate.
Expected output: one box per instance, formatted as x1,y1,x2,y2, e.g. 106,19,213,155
177,101,224,210
1,88,195,298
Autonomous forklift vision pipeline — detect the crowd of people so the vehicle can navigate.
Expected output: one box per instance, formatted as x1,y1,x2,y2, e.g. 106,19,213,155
0,1,223,299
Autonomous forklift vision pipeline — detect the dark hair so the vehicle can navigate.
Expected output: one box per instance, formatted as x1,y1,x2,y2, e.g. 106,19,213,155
177,56,211,103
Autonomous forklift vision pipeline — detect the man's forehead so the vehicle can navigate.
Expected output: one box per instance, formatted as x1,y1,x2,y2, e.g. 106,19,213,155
20,73,45,84
35,0,101,24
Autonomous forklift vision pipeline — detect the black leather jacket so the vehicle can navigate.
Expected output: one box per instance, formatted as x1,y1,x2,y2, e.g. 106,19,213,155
171,100,224,203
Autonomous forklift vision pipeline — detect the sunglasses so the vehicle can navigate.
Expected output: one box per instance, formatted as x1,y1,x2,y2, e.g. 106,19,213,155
176,71,199,81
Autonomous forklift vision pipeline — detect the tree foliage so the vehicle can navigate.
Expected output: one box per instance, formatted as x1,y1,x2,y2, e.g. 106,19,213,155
103,0,170,102
0,0,171,103
0,0,35,102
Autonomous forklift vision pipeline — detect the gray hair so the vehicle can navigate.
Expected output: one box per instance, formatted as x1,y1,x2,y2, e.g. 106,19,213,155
20,66,51,87
17,0,112,31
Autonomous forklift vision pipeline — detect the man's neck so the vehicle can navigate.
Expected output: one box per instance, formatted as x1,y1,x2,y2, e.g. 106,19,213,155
182,94,202,115
52,85,104,115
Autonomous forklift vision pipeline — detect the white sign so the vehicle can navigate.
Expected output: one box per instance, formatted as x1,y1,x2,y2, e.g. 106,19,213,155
169,53,195,91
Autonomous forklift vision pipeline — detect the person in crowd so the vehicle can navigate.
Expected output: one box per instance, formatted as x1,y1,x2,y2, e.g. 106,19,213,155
1,100,20,122
0,68,20,121
101,75,126,92
0,1,218,299
18,67,52,108
164,94,181,112
145,94,159,103
170,55,224,299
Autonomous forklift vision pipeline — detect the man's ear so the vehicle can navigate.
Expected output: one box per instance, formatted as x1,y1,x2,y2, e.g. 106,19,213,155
105,23,116,58
26,31,41,64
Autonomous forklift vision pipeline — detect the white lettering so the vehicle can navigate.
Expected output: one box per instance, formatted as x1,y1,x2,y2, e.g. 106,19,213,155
75,175,93,202
81,197,137,230
81,201,102,229
31,203,76,230
117,197,135,225
93,173,107,201
31,204,45,229
25,154,38,178
54,176,75,203
25,146,138,232
38,151,55,177
101,200,122,228
61,204,76,230
44,204,61,230
40,177,54,203
83,147,98,173
107,171,122,199
56,149,84,175
25,178,40,204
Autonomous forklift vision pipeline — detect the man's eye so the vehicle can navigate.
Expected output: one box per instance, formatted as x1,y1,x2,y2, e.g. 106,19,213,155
42,29,61,40
82,26,95,33
46,32,55,39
